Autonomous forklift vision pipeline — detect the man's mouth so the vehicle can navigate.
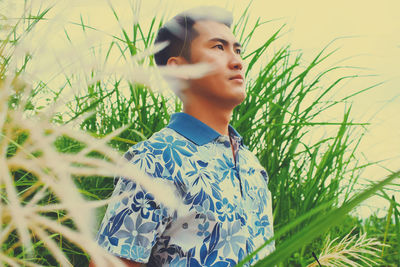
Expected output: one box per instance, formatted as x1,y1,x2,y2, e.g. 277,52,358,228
229,74,244,82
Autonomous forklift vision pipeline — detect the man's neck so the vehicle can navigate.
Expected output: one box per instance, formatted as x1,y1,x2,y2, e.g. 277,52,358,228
183,98,233,136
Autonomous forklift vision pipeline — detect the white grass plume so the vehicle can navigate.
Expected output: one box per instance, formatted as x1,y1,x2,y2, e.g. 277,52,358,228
307,228,385,267
0,2,191,266
1,90,183,266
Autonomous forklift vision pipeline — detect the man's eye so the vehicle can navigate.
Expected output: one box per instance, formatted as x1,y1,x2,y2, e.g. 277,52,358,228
214,44,224,50
236,49,242,55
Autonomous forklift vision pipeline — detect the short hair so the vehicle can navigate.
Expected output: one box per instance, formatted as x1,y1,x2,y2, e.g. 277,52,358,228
154,6,233,66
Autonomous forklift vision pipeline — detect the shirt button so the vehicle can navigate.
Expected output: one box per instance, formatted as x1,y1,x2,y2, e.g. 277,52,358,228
223,141,230,148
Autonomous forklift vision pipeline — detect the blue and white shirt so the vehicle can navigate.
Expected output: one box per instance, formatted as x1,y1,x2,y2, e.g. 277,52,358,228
96,113,275,266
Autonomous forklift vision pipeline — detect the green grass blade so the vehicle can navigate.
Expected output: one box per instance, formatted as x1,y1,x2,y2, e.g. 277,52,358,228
251,170,400,266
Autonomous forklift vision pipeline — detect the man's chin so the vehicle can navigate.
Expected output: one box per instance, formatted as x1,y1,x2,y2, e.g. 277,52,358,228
234,88,247,102
229,91,247,107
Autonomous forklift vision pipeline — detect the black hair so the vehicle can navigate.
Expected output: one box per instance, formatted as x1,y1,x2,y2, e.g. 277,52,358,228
154,6,233,66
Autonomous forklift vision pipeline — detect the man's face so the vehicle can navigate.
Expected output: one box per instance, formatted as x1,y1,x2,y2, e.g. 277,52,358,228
186,20,246,108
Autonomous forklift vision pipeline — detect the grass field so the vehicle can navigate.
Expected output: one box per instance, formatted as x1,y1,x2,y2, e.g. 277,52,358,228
0,1,399,266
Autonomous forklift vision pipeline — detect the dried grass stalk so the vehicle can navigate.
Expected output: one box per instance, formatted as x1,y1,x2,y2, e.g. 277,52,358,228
308,229,385,267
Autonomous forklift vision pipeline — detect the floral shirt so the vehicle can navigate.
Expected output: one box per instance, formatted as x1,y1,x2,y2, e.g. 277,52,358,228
96,113,275,266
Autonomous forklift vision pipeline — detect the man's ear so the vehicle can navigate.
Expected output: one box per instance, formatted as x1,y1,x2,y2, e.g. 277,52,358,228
167,56,189,66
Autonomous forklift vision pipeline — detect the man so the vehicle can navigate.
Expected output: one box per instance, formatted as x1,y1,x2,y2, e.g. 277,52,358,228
92,6,274,267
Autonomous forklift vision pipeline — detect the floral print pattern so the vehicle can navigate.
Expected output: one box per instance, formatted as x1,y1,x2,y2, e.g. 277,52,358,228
96,113,274,266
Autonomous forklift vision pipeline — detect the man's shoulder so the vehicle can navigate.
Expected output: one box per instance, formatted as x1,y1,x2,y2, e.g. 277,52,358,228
124,127,171,156
128,127,195,151
124,126,198,171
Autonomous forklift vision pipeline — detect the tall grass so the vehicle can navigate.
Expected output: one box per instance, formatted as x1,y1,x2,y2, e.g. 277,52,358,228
0,1,398,266
0,2,181,266
231,5,392,266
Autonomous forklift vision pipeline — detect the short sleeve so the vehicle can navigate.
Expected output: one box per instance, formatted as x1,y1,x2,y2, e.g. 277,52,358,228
95,143,172,263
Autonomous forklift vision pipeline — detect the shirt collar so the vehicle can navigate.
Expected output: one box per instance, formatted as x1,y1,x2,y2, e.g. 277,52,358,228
167,112,242,146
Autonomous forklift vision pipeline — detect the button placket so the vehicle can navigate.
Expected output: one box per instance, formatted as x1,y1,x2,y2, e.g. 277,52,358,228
230,135,243,197
216,136,242,197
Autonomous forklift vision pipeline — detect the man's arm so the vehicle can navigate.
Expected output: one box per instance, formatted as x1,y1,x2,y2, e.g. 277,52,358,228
88,257,143,267
92,143,172,265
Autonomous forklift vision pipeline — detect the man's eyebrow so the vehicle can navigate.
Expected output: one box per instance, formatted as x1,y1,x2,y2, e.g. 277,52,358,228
209,38,242,48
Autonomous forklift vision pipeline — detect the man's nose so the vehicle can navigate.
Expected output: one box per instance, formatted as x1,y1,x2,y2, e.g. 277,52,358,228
228,53,243,70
